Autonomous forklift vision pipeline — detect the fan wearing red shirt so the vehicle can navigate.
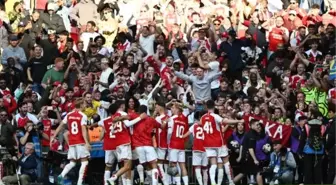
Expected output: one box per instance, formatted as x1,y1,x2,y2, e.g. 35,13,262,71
154,102,169,182
146,45,172,90
182,114,208,185
267,16,289,56
290,63,306,89
39,107,61,147
52,99,90,185
167,103,189,185
132,105,168,185
200,100,244,185
105,100,147,185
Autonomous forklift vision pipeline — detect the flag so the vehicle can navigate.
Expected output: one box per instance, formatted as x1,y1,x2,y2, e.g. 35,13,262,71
329,59,336,80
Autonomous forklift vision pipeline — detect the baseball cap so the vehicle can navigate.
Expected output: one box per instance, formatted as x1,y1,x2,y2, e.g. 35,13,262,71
9,34,19,41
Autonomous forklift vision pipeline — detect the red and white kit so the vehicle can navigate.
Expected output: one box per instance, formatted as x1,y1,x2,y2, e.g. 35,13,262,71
189,123,207,167
63,110,90,160
168,113,189,163
200,112,229,158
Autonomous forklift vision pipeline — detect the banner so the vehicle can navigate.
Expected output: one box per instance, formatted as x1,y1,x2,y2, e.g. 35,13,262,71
243,114,292,146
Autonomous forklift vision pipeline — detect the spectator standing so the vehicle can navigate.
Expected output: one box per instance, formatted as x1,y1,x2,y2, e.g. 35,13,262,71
70,0,99,32
80,21,100,52
40,3,66,34
1,34,27,71
55,0,71,32
27,45,48,95
41,57,65,89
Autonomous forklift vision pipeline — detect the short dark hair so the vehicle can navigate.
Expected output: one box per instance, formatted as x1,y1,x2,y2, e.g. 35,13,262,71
250,119,259,126
206,100,215,110
87,21,96,27
138,105,147,114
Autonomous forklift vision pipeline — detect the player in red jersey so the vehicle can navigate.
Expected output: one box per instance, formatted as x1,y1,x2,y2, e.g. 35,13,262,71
130,105,168,185
167,103,189,185
200,100,244,185
182,111,208,185
52,99,90,185
154,102,170,184
105,100,147,185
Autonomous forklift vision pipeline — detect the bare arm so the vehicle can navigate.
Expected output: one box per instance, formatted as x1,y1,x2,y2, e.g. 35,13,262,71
81,125,90,145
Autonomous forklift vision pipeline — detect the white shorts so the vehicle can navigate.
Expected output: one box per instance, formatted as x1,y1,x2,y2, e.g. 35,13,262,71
168,149,185,163
116,144,132,162
105,150,117,165
192,151,208,167
205,145,229,158
135,146,158,164
68,144,90,160
156,148,167,160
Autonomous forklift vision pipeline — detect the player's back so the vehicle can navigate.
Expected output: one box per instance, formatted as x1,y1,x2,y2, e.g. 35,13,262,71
66,110,87,146
98,116,116,150
169,113,189,150
190,123,205,152
200,112,223,148
110,111,131,147
133,117,157,147
155,114,169,149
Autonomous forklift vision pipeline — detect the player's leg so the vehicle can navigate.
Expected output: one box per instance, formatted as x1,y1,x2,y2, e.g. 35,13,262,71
201,152,209,185
177,150,188,185
193,151,203,185
77,158,89,185
107,145,132,184
77,145,91,185
220,146,234,185
104,151,116,185
206,148,218,185
168,149,181,185
157,148,169,185
145,146,162,185
217,158,224,185
58,145,77,184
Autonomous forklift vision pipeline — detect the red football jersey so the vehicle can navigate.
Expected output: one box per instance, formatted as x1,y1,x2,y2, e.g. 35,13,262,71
190,123,205,152
155,114,169,149
168,113,189,150
109,111,132,147
132,117,161,147
200,112,224,148
41,119,54,146
268,27,287,51
63,110,88,146
98,116,116,150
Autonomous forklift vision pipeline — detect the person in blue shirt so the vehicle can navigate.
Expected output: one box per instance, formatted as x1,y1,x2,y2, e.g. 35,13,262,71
268,140,296,185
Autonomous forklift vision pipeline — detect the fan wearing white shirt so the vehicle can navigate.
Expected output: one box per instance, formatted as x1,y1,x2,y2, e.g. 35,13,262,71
80,21,101,52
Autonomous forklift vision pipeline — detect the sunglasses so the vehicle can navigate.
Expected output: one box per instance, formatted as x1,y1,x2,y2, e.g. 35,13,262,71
289,13,296,16
214,23,220,26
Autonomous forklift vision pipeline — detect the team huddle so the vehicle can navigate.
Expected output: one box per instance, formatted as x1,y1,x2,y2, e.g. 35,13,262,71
51,98,244,185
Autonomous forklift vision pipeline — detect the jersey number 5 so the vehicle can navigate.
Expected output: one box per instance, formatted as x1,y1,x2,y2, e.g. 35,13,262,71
109,122,123,138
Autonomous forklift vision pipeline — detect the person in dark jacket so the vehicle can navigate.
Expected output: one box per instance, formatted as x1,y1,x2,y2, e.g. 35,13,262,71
2,142,38,185
326,102,336,184
40,3,66,34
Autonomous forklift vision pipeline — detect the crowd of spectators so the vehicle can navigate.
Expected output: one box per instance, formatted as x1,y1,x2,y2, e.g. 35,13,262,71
0,0,335,184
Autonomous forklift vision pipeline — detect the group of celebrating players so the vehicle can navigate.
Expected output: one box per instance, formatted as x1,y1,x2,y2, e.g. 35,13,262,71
50,98,245,185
